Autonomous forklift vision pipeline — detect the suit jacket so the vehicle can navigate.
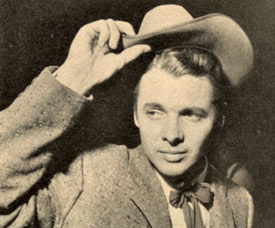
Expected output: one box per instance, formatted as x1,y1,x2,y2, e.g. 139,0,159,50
0,67,253,228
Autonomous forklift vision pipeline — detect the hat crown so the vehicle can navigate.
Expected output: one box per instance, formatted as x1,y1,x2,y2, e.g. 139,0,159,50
138,5,193,35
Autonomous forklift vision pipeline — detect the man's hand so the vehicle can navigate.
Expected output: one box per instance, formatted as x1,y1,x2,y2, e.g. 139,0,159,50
55,19,151,96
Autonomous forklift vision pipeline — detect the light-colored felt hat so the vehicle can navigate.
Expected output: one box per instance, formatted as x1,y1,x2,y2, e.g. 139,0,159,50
122,4,253,86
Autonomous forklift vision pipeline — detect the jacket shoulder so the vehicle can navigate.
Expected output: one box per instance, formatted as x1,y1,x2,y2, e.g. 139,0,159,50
83,144,129,181
228,183,254,228
88,143,129,164
213,178,254,228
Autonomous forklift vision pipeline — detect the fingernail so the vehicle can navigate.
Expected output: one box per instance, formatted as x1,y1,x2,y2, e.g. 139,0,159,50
144,45,151,52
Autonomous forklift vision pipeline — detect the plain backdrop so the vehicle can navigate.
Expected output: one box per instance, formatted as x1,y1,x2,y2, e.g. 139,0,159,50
1,0,275,227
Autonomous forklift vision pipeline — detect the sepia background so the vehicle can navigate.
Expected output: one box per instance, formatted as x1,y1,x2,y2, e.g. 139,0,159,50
0,0,274,227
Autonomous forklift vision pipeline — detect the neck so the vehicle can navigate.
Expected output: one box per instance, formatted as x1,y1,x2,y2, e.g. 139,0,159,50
157,157,207,190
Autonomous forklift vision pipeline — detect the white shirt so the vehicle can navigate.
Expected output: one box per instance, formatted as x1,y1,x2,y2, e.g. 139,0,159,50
155,171,209,228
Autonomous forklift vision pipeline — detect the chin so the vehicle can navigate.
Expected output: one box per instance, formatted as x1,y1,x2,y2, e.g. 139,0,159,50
155,162,191,178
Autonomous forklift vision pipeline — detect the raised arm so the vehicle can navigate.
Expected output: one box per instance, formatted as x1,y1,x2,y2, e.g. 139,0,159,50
0,19,150,227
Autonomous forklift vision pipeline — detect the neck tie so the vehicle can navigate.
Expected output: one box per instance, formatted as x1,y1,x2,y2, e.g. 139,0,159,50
169,183,214,228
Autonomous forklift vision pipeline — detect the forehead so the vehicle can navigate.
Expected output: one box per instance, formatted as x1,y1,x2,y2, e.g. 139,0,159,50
137,69,214,109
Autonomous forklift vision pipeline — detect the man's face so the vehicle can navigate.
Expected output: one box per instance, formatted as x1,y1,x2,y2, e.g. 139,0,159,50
134,68,216,177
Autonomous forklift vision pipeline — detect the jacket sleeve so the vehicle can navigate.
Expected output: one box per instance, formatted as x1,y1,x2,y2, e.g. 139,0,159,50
0,67,91,227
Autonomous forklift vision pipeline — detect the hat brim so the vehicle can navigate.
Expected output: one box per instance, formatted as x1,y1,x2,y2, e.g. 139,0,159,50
122,14,253,86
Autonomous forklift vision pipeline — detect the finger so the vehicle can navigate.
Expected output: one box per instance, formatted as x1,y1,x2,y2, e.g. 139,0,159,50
115,21,136,36
87,19,110,47
106,19,120,50
116,44,151,69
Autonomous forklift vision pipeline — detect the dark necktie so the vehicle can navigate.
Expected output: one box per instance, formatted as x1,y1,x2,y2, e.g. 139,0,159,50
169,182,214,228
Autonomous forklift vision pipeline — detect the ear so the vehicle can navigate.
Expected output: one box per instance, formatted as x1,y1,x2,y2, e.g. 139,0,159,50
134,109,140,128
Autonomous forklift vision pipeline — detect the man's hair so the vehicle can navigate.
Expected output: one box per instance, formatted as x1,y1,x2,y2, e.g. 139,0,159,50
133,46,231,114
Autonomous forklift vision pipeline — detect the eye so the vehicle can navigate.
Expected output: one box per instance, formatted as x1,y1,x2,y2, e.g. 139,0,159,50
181,110,206,122
186,113,203,122
146,110,164,120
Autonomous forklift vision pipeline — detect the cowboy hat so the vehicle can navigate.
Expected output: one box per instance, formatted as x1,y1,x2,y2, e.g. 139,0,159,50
122,4,253,86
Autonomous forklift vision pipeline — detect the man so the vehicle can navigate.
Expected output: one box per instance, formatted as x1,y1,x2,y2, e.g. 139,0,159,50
0,4,253,228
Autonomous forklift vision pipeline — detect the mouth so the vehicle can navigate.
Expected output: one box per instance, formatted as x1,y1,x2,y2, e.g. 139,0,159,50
158,150,187,162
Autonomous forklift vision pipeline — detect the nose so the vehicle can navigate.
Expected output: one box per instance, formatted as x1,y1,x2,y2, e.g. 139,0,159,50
162,117,184,146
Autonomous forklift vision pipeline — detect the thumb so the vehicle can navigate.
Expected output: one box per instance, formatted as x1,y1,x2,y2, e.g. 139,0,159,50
116,44,151,70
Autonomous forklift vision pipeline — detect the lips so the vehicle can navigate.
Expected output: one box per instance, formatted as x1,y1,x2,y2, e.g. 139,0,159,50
159,150,186,154
158,150,187,162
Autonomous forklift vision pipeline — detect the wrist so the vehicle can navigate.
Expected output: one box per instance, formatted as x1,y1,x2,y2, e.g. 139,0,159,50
55,65,91,95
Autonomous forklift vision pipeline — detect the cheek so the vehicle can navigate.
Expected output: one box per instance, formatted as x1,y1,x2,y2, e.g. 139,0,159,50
138,116,164,151
137,113,162,134
139,119,161,141
185,120,214,146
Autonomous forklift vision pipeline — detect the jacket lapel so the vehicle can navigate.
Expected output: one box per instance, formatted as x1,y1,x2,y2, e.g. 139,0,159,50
126,145,171,228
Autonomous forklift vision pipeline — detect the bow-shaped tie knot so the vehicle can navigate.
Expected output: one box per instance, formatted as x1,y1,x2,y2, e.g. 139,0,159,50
169,183,214,228
169,183,214,210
